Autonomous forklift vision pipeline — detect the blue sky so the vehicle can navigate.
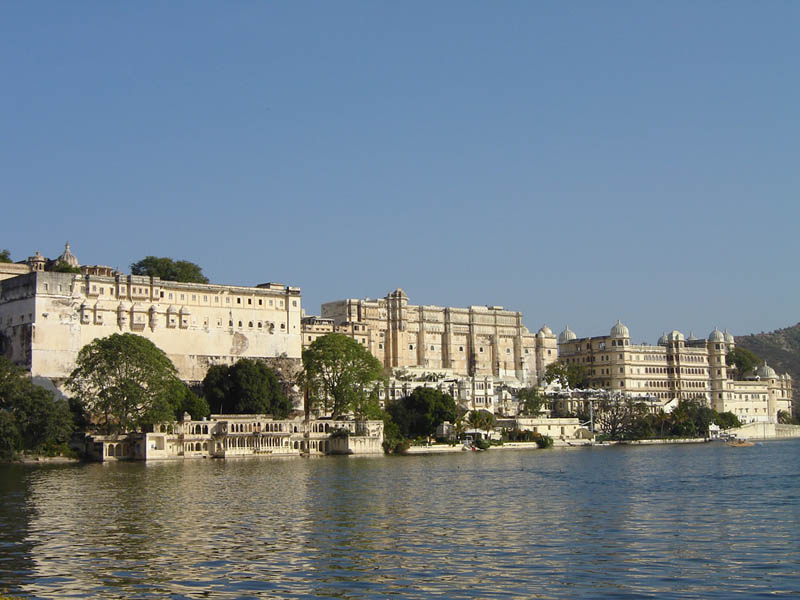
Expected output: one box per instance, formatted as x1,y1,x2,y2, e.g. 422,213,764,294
2,1,798,343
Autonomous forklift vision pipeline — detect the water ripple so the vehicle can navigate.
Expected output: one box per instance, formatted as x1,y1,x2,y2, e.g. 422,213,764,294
1,441,799,598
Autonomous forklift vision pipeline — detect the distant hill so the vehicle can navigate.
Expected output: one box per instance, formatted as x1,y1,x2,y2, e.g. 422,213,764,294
735,323,800,386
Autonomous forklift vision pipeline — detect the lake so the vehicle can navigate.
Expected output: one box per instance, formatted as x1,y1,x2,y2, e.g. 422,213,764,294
1,440,799,599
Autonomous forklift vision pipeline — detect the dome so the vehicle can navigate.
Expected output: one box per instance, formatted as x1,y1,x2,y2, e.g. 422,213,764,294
687,331,698,341
559,326,577,343
757,362,777,379
708,328,724,342
657,332,668,346
610,320,630,338
724,329,735,344
538,325,553,336
57,242,79,267
667,330,685,342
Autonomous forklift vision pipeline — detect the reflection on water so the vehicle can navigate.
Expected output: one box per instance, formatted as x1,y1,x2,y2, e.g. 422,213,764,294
1,441,799,599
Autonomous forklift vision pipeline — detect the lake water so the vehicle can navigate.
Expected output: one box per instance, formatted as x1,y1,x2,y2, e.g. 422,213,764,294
1,440,799,599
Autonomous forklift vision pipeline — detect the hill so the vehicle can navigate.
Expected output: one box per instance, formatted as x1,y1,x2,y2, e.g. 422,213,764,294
735,323,800,386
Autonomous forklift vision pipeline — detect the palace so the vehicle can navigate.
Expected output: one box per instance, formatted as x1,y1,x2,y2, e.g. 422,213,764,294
557,321,792,423
302,288,559,414
83,414,385,461
320,288,557,383
0,244,303,387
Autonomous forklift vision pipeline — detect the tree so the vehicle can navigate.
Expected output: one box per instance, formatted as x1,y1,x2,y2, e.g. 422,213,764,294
716,411,742,429
169,380,210,421
544,362,569,386
130,256,209,284
66,334,181,434
0,249,11,263
0,357,73,458
352,387,384,421
594,395,648,440
517,387,546,417
202,364,231,413
726,347,761,380
229,359,291,417
544,362,588,388
50,261,81,273
201,359,290,418
466,409,496,437
388,387,457,439
301,333,384,418
777,410,798,425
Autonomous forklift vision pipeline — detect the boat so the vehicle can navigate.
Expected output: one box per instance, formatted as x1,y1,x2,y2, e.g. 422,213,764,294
727,439,755,447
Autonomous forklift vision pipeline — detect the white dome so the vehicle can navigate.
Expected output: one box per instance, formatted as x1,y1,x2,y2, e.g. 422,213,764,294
559,326,577,343
538,325,553,336
724,329,735,344
57,242,79,267
757,362,777,379
658,332,668,346
667,330,685,342
610,320,629,338
708,328,724,342
687,331,698,341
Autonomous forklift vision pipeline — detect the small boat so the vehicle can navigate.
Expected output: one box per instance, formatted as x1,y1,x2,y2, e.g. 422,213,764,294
727,439,755,447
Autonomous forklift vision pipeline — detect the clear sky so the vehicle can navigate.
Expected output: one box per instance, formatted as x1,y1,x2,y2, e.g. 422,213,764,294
2,1,798,344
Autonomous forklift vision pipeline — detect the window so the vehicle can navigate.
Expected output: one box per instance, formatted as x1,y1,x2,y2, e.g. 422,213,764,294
292,300,297,307
258,299,262,306
237,298,241,304
192,295,196,301
248,298,252,305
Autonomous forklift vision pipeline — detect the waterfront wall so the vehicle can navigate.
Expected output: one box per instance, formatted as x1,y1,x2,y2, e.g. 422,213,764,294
729,422,800,440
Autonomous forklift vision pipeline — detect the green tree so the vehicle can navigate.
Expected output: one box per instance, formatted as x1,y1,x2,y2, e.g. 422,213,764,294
726,347,761,380
544,362,568,386
388,387,457,439
130,256,209,284
777,410,798,425
229,359,291,417
202,364,231,413
594,396,649,440
66,334,181,434
0,249,11,263
0,410,21,460
0,357,73,458
517,387,546,416
352,387,384,421
301,333,384,418
201,359,290,418
544,362,588,388
716,411,742,429
466,409,496,437
50,261,81,273
170,380,210,421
